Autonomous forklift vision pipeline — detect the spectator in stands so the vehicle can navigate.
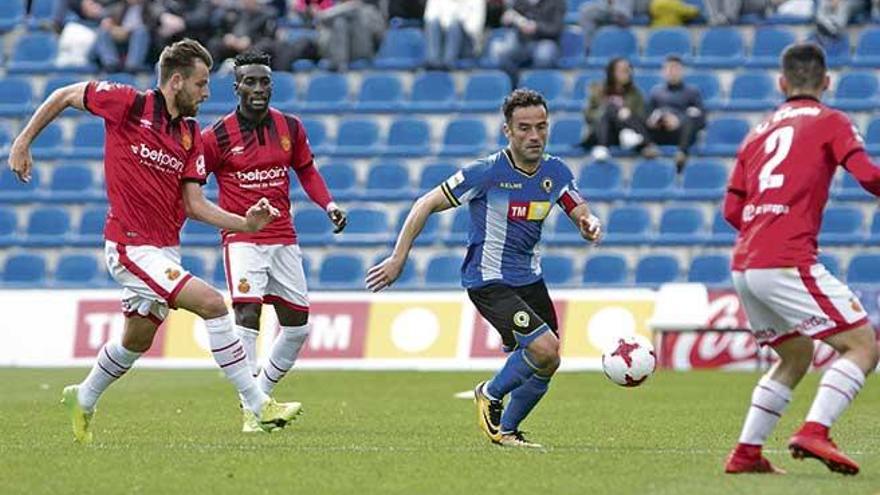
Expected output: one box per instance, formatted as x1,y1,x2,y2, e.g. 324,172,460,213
423,0,486,70
93,0,158,72
579,0,650,54
816,0,865,39
486,0,566,83
208,0,300,71
295,0,385,72
703,0,769,25
581,57,658,161
649,0,700,26
156,0,220,46
388,0,427,20
645,55,705,172
49,0,116,32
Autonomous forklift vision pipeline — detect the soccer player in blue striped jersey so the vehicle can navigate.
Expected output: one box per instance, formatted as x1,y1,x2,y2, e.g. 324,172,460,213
367,89,602,448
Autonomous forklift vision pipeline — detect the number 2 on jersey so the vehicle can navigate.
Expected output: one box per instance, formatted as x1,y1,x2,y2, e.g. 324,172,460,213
759,126,793,192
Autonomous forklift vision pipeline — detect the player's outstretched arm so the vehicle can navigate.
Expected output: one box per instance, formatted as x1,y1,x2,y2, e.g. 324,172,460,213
843,150,880,196
568,203,602,243
8,82,88,183
366,187,453,292
182,182,280,232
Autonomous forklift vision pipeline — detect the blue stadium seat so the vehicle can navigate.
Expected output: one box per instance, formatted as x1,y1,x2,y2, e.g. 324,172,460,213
541,255,575,285
558,26,586,68
694,27,744,68
3,253,46,286
808,32,850,67
846,254,880,284
657,206,705,245
71,206,106,247
317,254,363,288
727,72,778,111
748,28,796,68
583,254,628,285
294,208,333,246
579,160,623,200
31,122,65,160
635,254,680,286
818,252,841,278
211,256,227,289
337,208,391,246
639,28,692,67
67,120,105,159
870,210,880,243
629,159,676,199
180,254,207,280
333,119,380,157
408,71,456,112
679,160,727,200
8,32,57,73
270,71,298,112
0,0,24,32
604,205,652,245
547,118,583,156
0,209,18,247
104,72,138,87
687,254,730,286
587,27,638,67
635,74,662,96
201,74,235,114
374,28,426,69
566,71,602,111
865,117,880,154
684,73,722,110
440,208,470,246
311,162,357,200
371,253,418,288
354,74,404,112
459,71,511,112
819,206,864,245
301,73,350,113
0,168,40,202
0,77,34,116
364,161,412,200
425,255,461,287
440,118,487,157
853,27,880,68
831,72,879,111
419,162,458,192
44,163,96,202
547,214,584,245
300,118,328,154
698,118,749,156
835,171,873,201
25,207,70,246
55,254,99,286
709,209,736,246
384,117,430,157
181,219,219,246
519,70,567,108
396,209,441,245
43,75,84,101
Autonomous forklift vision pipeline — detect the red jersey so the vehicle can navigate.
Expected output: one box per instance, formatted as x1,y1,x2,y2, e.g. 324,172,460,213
726,96,865,270
202,107,331,245
83,81,207,247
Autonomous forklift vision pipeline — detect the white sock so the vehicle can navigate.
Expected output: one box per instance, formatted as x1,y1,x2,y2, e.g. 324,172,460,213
257,324,311,394
205,315,268,414
738,375,792,446
806,358,866,427
236,325,260,377
78,341,141,412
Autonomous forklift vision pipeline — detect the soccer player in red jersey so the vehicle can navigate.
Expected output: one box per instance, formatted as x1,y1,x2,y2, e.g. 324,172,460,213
723,43,880,475
7,39,303,443
201,52,347,432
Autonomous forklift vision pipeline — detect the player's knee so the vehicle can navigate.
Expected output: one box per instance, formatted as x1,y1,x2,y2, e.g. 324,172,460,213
196,291,228,319
234,304,261,329
122,333,154,353
527,337,560,371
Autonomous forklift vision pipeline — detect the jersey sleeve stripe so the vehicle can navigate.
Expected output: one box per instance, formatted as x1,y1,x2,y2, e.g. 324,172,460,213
126,93,146,125
839,147,865,166
440,181,461,207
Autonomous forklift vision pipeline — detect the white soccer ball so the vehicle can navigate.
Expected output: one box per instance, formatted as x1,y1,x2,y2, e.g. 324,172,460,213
601,335,656,387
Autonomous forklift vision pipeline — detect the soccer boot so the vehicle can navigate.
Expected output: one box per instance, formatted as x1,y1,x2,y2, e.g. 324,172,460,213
257,399,302,432
789,423,859,475
724,444,785,474
497,430,543,449
61,385,94,444
242,408,270,433
474,381,502,443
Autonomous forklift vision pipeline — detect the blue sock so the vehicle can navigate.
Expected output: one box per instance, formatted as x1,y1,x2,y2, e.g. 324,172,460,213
485,349,539,400
500,374,551,433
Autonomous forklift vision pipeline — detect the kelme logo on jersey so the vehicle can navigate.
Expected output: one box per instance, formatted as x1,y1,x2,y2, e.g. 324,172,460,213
508,201,551,221
235,166,288,183
130,143,184,172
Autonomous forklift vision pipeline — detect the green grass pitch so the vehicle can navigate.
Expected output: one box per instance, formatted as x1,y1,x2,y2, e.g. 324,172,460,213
1,368,878,495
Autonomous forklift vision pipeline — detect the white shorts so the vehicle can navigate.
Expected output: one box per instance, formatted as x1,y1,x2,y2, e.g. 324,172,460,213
104,241,192,324
733,264,868,346
222,243,309,312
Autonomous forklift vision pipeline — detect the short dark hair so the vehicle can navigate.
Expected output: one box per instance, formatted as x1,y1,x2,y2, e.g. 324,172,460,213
234,51,272,70
158,38,213,85
502,89,548,122
781,42,826,91
664,54,683,65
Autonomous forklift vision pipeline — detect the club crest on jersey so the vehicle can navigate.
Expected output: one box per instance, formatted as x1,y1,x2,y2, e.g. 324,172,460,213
281,136,291,152
513,311,530,328
541,177,553,193
165,268,181,281
181,132,192,151
238,278,251,294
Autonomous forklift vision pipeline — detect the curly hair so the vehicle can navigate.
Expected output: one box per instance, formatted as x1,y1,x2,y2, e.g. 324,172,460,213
234,51,272,69
501,89,548,122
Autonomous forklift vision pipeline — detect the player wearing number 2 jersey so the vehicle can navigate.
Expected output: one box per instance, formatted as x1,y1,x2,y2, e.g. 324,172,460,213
723,43,880,476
